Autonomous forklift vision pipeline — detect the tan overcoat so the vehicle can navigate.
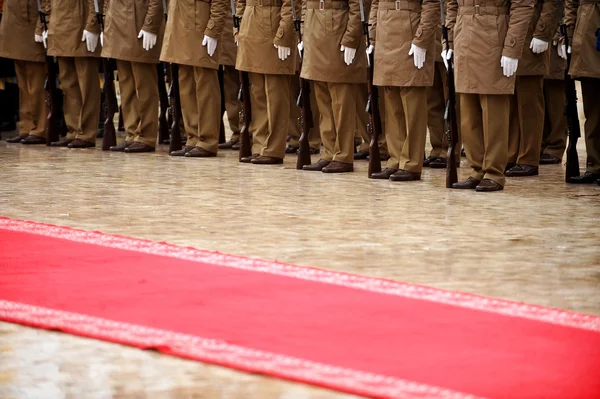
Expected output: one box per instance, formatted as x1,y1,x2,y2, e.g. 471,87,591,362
43,0,101,58
369,0,440,87
160,0,227,68
544,24,566,79
566,0,600,78
235,0,297,75
517,0,560,76
219,6,237,66
446,0,534,95
101,0,166,64
0,0,46,62
300,0,367,84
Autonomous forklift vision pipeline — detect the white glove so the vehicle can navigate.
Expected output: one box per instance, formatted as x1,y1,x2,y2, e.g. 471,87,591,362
202,35,218,57
441,48,453,70
274,44,291,61
138,30,157,51
558,43,567,60
297,41,304,57
500,56,518,77
100,32,104,47
35,33,44,45
340,45,356,66
81,30,99,53
530,38,549,54
409,43,426,69
366,44,374,66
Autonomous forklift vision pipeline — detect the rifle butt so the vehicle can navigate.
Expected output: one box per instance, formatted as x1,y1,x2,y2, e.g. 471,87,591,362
368,144,382,177
565,144,580,182
296,137,311,169
446,148,458,188
102,123,117,151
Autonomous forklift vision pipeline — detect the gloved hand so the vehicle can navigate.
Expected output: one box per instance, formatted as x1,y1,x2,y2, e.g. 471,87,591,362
138,30,157,51
81,30,99,53
441,48,453,70
202,35,218,57
297,41,304,57
558,43,567,59
43,30,48,48
274,44,291,61
35,33,44,46
100,32,104,47
500,56,518,77
366,44,374,66
530,37,549,54
340,45,356,66
409,43,426,69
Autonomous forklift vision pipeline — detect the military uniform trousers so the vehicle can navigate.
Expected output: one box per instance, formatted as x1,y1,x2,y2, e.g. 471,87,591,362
460,93,510,186
541,78,567,159
249,72,290,159
508,75,545,167
313,81,358,164
357,83,388,155
223,65,241,142
179,65,221,154
288,75,322,150
14,60,48,138
384,86,428,173
116,60,158,147
427,61,461,159
581,78,600,175
57,57,101,144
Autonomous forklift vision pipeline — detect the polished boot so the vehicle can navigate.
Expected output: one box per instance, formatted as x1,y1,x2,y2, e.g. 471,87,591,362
124,142,155,153
185,147,217,157
285,145,299,154
309,147,321,155
110,141,133,152
429,157,448,169
6,133,29,143
218,136,239,149
240,153,259,163
170,146,194,156
539,154,561,164
476,178,504,192
369,168,398,180
232,140,242,151
322,161,353,173
567,171,600,184
68,139,95,148
354,150,369,160
251,155,283,165
21,135,47,145
302,159,330,171
423,156,437,167
390,169,421,181
505,164,539,177
452,177,481,189
51,138,73,147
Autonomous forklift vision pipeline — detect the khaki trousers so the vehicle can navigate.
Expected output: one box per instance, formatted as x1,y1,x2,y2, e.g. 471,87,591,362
179,65,221,153
116,60,158,147
14,60,47,138
248,72,290,159
357,84,388,155
580,78,600,174
428,61,461,159
460,93,510,186
313,80,356,164
384,86,428,172
57,57,101,143
223,65,241,140
508,75,545,166
288,75,322,149
541,78,567,159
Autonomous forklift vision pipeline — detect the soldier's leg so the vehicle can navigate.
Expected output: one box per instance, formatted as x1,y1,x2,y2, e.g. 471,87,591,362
515,75,544,168
308,80,322,150
221,65,240,147
383,86,403,170
398,86,428,175
580,77,600,176
56,57,80,143
329,82,357,165
248,72,267,156
130,61,158,148
427,62,446,159
73,57,101,144
12,60,34,139
541,79,566,160
481,94,510,187
260,73,290,159
193,66,220,155
312,80,335,162
178,64,199,148
115,60,137,144
355,83,370,155
25,61,48,139
459,93,485,182
288,74,301,149
507,81,521,166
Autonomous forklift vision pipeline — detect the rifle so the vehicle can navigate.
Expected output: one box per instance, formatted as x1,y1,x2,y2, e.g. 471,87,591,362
157,64,170,144
36,0,59,146
94,0,117,150
218,65,227,144
561,23,580,181
291,0,312,169
231,0,252,161
359,0,382,177
162,0,182,152
441,0,458,187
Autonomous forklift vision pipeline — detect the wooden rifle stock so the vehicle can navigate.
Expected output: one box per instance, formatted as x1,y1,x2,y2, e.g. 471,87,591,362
441,25,459,188
561,24,580,181
238,70,252,160
101,58,117,150
36,3,59,145
366,51,382,177
157,64,170,145
168,63,183,153
218,65,227,144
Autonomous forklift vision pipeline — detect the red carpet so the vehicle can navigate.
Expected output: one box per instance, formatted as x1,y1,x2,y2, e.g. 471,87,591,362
1,217,599,399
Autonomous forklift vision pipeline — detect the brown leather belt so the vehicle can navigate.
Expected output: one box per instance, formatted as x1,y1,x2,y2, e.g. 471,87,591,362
247,0,283,6
459,5,508,15
378,0,421,11
306,1,349,10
